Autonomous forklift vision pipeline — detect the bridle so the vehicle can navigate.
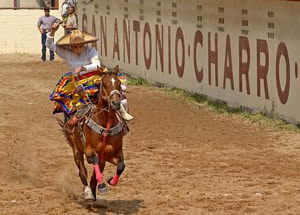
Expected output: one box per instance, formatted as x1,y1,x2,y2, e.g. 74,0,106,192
98,73,121,108
95,72,123,162
77,70,125,162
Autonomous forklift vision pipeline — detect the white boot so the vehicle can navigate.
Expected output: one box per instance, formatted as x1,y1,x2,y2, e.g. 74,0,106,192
84,186,95,200
121,99,129,112
119,103,133,121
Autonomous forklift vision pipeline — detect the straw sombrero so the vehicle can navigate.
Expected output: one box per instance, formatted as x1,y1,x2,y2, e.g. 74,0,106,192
56,30,98,46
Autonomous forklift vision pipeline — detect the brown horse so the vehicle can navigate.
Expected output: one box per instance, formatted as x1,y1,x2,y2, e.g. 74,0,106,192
59,66,127,200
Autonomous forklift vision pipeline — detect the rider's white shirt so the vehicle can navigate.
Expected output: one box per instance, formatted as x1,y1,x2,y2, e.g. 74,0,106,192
46,33,100,73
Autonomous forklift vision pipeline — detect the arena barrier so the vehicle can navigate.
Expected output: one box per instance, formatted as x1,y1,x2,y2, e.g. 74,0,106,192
78,0,300,124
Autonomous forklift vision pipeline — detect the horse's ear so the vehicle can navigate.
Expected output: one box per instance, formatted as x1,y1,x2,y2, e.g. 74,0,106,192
113,65,120,75
97,66,109,75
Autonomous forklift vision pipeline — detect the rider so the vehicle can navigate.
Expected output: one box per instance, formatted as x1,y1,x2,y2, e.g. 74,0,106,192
46,23,133,126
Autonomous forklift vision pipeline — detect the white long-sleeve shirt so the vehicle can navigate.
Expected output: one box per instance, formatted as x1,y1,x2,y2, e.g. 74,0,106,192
46,33,100,73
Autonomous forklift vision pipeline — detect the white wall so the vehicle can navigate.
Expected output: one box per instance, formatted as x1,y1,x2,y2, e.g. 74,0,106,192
0,0,64,54
77,0,300,124
0,0,14,7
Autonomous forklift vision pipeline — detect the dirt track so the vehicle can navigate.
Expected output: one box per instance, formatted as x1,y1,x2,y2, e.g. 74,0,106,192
1,54,300,215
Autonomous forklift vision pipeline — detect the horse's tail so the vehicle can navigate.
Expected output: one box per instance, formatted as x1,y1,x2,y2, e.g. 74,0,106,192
56,118,74,148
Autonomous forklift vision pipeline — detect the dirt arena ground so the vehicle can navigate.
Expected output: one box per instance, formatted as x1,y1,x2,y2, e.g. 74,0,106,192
1,54,300,215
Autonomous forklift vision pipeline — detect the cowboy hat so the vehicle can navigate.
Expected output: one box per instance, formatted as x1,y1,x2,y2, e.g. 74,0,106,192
56,30,98,46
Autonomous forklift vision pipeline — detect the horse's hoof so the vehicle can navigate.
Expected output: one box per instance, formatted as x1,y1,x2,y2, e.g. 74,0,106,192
84,186,95,200
97,183,108,193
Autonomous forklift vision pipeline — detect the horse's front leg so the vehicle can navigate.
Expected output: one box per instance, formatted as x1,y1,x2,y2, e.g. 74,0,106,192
108,150,125,186
84,128,104,184
90,161,106,199
85,146,103,184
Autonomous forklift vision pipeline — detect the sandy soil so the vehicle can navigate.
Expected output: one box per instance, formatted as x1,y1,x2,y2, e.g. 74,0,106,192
0,54,300,215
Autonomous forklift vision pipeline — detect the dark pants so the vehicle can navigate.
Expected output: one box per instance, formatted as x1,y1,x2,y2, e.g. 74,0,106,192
41,32,54,61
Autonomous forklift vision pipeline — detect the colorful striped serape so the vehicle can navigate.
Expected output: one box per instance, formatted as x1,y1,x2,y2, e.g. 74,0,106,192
49,71,101,116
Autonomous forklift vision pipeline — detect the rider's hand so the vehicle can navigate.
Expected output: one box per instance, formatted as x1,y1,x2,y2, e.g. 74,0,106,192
81,66,87,72
75,66,82,74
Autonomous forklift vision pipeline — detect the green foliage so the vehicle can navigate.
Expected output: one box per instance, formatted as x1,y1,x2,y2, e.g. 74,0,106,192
127,77,150,86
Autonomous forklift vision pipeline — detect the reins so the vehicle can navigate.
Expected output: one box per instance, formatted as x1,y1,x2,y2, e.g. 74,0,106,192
70,70,122,162
93,73,122,162
101,112,113,161
99,82,121,105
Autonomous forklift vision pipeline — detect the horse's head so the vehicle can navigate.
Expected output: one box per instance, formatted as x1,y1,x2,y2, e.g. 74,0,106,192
99,65,122,111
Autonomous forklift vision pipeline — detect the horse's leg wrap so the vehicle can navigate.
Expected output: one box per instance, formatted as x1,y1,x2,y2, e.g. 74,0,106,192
109,162,125,186
90,154,103,184
109,175,120,186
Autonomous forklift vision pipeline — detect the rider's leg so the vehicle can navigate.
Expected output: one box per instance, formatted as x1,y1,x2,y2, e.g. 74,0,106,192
121,98,129,111
66,102,90,127
64,114,77,132
119,99,133,121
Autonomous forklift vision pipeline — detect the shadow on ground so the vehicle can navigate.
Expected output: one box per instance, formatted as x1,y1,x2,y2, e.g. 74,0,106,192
77,198,145,215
